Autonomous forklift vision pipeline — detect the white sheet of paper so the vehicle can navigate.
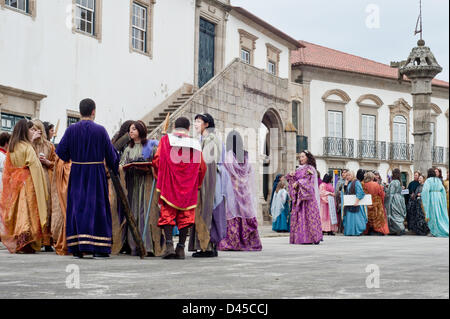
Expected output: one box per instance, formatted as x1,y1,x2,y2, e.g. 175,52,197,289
401,189,410,195
343,195,372,206
328,196,338,225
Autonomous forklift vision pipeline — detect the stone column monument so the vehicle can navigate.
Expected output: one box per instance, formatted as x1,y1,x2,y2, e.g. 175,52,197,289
399,39,442,175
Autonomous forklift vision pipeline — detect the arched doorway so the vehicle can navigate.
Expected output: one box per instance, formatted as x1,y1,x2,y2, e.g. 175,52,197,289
260,108,285,223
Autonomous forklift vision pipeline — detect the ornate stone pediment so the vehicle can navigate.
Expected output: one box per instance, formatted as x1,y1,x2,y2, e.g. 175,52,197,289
357,94,383,108
321,89,351,104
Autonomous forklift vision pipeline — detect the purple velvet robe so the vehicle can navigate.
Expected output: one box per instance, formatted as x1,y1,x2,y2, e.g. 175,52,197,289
286,165,323,244
56,120,119,254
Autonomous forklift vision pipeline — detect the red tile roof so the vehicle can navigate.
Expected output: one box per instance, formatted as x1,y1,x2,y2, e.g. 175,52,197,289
292,40,449,88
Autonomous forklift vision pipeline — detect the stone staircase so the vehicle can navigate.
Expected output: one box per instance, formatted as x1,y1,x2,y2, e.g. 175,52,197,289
146,92,194,132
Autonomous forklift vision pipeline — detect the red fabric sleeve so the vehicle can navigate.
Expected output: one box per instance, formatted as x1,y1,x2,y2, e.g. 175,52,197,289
152,142,162,177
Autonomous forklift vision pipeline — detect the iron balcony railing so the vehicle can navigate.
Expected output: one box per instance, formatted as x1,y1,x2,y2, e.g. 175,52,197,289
296,135,308,154
388,143,414,161
323,137,355,158
357,140,387,160
432,146,445,165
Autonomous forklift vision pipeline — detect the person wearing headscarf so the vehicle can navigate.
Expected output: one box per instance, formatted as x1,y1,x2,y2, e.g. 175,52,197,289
32,119,57,252
385,169,407,235
362,172,389,235
406,174,429,236
422,168,449,237
1,119,48,253
319,173,337,235
285,150,323,245
218,130,262,251
120,121,160,257
343,171,368,236
271,177,291,233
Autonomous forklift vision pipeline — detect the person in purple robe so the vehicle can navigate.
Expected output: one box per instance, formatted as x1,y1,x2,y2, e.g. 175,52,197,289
218,131,262,251
56,98,119,258
286,150,323,245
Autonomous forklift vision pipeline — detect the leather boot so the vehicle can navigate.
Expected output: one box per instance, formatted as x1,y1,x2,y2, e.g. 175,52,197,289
162,242,176,259
175,244,185,260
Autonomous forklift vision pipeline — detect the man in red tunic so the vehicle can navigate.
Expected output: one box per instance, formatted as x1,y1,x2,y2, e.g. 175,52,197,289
153,117,207,259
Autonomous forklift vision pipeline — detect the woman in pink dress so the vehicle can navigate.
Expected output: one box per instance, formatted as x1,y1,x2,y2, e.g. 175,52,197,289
319,174,338,235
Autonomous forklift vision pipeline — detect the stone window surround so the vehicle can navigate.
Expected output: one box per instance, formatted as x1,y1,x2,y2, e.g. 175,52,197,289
357,94,383,141
194,0,228,90
0,0,36,18
238,28,258,66
322,89,351,138
129,0,155,58
266,43,281,76
72,0,103,42
389,98,412,144
0,85,47,124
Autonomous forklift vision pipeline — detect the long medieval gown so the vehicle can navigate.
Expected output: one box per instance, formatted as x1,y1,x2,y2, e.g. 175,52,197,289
0,142,48,253
271,188,291,233
406,183,429,236
343,180,368,236
56,120,119,255
319,182,338,233
33,139,57,247
363,181,389,235
189,132,227,253
218,150,262,251
385,179,407,235
50,157,72,255
421,177,449,237
120,140,164,256
285,165,323,244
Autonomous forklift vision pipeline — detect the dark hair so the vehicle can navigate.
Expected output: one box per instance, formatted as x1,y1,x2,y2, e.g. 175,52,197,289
317,171,321,179
174,117,190,130
434,167,443,179
42,121,54,141
195,113,215,129
0,132,11,147
300,150,317,169
323,173,333,184
79,98,96,117
392,168,401,181
111,120,134,144
8,119,33,153
226,130,244,163
427,168,436,178
357,169,366,182
128,120,148,148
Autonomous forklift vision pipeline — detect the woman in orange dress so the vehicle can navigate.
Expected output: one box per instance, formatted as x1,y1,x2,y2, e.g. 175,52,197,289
0,119,48,254
362,172,389,235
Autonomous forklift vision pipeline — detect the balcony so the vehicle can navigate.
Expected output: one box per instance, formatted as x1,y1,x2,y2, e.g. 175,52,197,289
323,137,355,158
388,143,414,162
357,140,387,160
296,135,308,154
433,147,449,165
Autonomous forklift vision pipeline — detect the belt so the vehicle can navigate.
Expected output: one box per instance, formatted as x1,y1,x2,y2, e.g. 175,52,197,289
72,161,104,165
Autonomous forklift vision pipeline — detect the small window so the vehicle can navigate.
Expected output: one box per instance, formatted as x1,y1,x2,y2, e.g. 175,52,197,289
75,0,95,35
241,49,250,64
1,113,31,132
268,61,276,75
328,110,343,138
132,2,147,52
361,114,376,141
67,116,80,127
5,0,29,13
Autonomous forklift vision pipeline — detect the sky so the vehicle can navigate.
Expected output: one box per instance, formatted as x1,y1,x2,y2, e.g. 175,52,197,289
231,0,449,82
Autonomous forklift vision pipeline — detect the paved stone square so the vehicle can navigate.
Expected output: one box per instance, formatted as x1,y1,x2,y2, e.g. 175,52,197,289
0,228,448,299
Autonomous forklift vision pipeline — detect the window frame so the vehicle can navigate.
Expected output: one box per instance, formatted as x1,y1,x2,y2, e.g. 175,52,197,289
241,48,251,64
1,112,31,132
268,60,276,75
238,29,258,67
393,115,407,144
361,114,376,141
72,0,102,41
1,0,36,18
129,0,154,58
